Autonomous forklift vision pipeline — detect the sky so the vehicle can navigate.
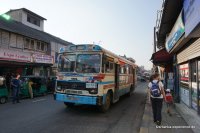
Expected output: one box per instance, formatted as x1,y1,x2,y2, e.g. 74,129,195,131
0,0,162,70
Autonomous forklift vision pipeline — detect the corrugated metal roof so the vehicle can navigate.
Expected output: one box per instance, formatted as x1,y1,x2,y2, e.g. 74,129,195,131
0,16,74,46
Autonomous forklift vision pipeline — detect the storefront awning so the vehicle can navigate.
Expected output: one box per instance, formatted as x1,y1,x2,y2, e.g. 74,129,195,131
150,48,173,66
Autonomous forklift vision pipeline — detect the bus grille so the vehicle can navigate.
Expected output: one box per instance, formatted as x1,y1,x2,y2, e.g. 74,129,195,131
57,82,86,90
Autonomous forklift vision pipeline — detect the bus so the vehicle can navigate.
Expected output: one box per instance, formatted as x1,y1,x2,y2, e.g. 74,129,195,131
54,44,137,112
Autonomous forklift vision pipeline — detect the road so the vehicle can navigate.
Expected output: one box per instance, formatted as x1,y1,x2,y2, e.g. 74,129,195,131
0,82,147,133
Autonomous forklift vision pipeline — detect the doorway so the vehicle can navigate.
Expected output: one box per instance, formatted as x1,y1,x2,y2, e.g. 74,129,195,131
114,64,119,100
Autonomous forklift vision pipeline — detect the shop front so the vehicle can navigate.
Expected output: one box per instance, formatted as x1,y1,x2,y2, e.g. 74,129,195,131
177,38,200,114
0,48,32,75
31,53,54,77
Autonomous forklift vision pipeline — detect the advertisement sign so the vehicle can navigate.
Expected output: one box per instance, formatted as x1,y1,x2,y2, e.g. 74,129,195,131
32,54,53,64
0,49,31,62
184,0,200,37
165,11,185,52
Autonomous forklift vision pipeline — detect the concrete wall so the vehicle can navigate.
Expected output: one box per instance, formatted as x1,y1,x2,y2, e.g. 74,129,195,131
8,10,44,31
21,11,44,31
0,29,50,54
7,10,22,22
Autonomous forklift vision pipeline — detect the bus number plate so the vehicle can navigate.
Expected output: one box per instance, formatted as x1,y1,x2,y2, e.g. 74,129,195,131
86,83,96,88
66,95,77,101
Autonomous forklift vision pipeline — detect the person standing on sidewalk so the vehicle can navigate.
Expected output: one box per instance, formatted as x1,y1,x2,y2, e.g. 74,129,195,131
165,89,173,116
11,73,21,104
148,73,166,125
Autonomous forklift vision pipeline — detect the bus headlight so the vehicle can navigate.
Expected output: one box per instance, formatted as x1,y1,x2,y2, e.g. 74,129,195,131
57,86,62,91
89,88,98,94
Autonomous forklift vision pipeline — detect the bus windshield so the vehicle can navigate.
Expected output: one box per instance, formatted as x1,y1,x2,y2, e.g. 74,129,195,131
76,54,100,73
58,54,76,72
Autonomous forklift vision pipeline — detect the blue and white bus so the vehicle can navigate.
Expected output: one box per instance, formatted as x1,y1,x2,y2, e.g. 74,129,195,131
54,44,137,112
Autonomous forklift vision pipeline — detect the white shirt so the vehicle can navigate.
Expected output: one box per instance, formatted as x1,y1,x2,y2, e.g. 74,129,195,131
148,80,164,99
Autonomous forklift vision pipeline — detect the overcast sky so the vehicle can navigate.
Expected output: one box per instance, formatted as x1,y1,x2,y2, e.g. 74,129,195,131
0,0,162,70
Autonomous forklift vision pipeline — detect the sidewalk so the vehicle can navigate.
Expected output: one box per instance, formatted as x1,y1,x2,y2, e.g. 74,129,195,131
175,102,200,133
139,97,194,133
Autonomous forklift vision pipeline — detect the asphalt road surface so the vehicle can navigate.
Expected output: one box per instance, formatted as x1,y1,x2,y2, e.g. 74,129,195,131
0,82,147,133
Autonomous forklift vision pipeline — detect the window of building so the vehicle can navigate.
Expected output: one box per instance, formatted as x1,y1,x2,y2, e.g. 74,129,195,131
44,44,47,51
27,16,31,22
1,31,9,45
37,41,41,50
30,40,35,49
10,33,17,47
16,36,23,48
41,42,44,51
27,14,40,27
24,38,30,49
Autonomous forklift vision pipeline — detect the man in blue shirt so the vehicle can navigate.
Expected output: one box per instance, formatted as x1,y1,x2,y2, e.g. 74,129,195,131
11,73,21,104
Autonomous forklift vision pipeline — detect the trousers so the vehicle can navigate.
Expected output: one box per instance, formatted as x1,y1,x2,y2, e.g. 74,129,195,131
151,97,163,122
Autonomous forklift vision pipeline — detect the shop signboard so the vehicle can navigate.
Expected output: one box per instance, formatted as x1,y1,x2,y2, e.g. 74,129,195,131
184,0,200,37
179,63,190,106
165,11,185,52
0,49,31,62
32,54,54,64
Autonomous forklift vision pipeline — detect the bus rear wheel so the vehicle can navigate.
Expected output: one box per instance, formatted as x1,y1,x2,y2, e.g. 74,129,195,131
99,92,111,113
64,102,75,108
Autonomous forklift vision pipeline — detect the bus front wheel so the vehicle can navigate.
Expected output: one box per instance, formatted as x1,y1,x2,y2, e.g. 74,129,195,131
99,92,111,112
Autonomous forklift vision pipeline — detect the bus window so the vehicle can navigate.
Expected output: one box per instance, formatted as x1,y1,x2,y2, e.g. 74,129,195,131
126,66,129,74
104,56,114,73
110,63,114,73
76,54,100,73
58,55,76,72
120,66,124,74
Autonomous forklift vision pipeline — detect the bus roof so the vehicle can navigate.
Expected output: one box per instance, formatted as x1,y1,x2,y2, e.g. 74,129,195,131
59,44,137,68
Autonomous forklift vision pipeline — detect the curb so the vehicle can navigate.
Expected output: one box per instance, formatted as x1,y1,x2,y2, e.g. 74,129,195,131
139,95,150,133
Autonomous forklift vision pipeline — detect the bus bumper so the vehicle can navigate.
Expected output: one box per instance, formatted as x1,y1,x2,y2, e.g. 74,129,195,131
55,93,103,105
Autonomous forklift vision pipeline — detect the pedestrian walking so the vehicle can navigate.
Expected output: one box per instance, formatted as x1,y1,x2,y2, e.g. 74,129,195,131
28,79,34,99
148,73,166,125
11,73,21,104
165,89,173,116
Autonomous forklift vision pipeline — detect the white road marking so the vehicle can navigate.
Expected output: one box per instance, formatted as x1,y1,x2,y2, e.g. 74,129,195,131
32,99,46,103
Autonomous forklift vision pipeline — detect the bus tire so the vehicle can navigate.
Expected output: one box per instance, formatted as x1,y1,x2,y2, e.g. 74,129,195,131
64,102,75,108
0,97,7,104
99,92,111,113
128,85,134,97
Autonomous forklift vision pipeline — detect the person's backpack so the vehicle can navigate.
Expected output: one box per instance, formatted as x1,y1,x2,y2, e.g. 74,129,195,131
150,81,161,97
166,93,173,103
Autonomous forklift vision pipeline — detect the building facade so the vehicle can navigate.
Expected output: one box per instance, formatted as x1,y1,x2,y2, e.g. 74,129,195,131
152,0,200,115
0,8,73,78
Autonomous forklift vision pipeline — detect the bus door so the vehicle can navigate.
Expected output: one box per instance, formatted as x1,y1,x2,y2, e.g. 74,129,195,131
114,64,120,101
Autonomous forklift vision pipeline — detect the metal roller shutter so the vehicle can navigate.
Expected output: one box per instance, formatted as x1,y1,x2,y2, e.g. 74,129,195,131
177,38,200,64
